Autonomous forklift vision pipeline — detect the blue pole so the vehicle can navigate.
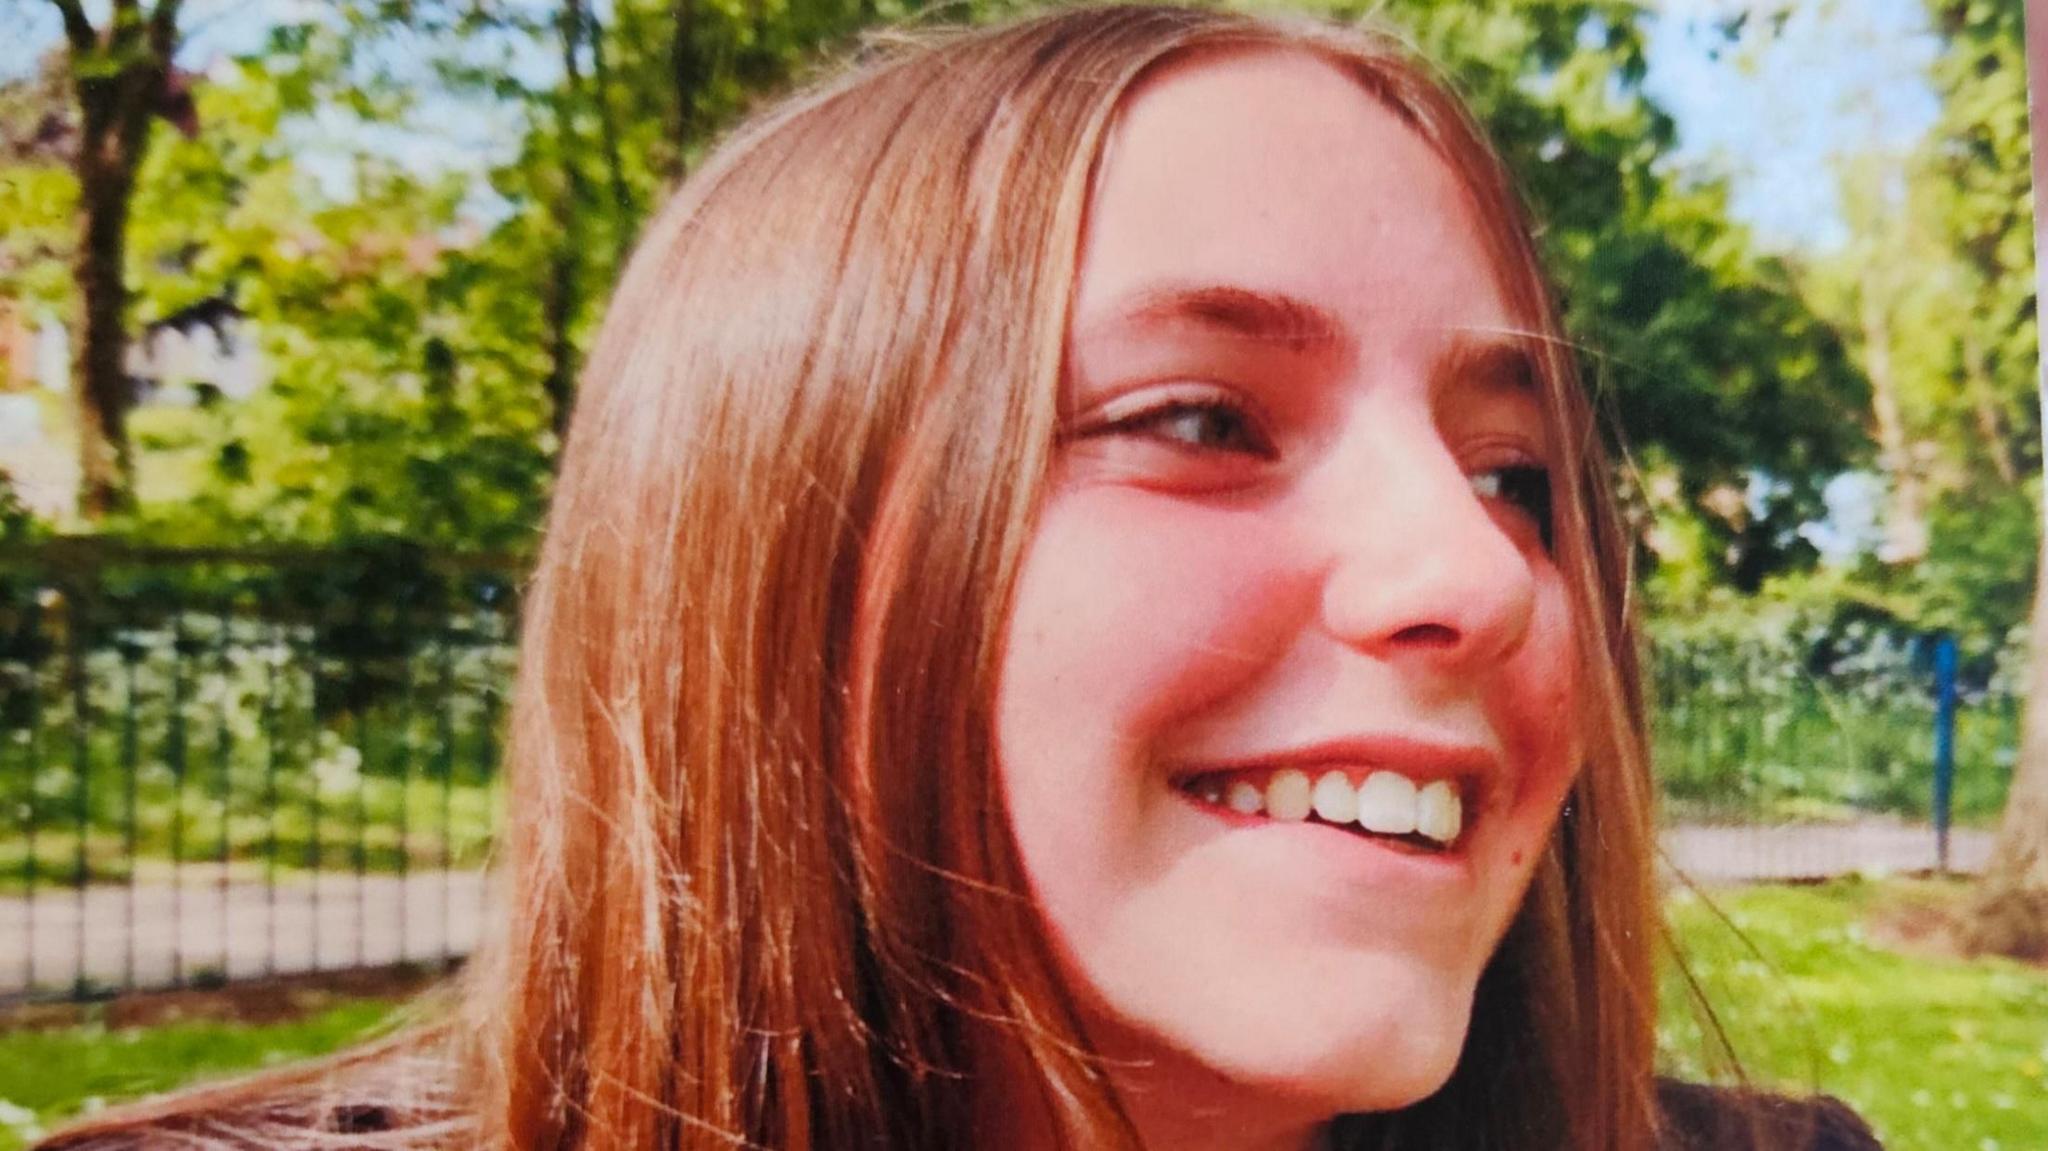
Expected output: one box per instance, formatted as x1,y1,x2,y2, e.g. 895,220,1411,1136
1932,634,1958,874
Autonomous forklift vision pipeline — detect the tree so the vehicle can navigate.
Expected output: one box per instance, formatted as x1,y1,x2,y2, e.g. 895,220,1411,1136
42,0,197,519
1940,0,2048,960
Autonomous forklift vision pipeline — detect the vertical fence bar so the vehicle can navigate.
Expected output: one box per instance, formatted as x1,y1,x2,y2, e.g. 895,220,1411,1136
1933,633,1958,874
167,611,187,988
263,617,281,979
214,606,235,980
394,597,413,965
25,594,44,992
68,583,90,997
436,630,455,965
307,625,323,973
120,628,139,992
350,592,368,973
478,635,501,933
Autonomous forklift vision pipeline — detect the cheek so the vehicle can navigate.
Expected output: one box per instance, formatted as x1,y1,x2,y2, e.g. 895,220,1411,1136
1489,576,1585,837
994,491,1310,937
999,491,1310,747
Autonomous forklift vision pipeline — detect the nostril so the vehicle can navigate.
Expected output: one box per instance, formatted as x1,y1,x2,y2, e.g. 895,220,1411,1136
1390,622,1458,648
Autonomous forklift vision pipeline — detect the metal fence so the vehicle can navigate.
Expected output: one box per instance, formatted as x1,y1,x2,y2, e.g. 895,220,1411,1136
0,540,519,1004
1650,624,2018,882
0,541,2023,1003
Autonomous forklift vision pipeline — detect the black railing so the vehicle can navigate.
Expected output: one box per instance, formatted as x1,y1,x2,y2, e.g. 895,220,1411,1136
0,541,521,1003
0,542,2025,1001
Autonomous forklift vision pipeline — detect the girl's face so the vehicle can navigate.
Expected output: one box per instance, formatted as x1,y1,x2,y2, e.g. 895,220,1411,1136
995,49,1584,1138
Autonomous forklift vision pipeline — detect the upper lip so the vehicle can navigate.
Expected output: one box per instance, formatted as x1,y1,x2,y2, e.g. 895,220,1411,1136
1175,732,1504,809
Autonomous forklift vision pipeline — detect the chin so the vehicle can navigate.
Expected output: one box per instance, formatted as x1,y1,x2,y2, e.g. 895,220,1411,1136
1090,943,1484,1120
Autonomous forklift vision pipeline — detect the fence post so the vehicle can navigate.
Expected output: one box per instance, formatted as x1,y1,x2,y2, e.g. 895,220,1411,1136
1932,632,1958,874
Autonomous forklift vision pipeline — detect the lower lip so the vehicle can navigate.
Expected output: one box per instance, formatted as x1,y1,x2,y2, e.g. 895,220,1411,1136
1177,792,1478,889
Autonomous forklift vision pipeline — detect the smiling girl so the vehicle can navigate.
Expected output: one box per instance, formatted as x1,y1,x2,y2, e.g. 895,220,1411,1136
41,6,1879,1150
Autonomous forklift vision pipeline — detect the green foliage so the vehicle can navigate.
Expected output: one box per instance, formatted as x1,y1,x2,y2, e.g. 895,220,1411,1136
1895,0,2040,642
1910,479,2041,644
1800,0,2036,630
0,56,74,309
1923,0,2036,463
1649,584,2021,823
103,45,556,548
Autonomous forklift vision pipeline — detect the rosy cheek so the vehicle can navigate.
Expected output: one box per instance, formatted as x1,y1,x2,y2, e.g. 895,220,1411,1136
1492,582,1583,816
1006,488,1311,738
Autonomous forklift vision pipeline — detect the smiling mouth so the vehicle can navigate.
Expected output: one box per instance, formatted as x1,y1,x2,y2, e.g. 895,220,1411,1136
1176,767,1469,852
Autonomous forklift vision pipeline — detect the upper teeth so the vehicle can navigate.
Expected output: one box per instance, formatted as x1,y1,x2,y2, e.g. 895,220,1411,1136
1203,769,1464,846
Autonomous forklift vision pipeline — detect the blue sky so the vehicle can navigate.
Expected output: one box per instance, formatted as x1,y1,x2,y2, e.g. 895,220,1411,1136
3,0,1946,251
1641,0,1942,251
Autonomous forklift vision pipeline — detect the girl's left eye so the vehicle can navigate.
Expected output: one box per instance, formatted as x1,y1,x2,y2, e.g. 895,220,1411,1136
1472,465,1553,551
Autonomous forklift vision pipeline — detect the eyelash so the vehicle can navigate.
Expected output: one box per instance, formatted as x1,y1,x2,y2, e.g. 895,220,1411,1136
1086,394,1278,459
1079,392,1555,550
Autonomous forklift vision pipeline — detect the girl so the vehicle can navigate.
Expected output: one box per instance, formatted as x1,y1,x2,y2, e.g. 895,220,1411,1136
42,6,1879,1148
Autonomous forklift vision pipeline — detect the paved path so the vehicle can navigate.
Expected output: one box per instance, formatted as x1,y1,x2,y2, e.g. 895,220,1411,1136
1660,821,1993,884
2,867,486,1000
0,822,1997,999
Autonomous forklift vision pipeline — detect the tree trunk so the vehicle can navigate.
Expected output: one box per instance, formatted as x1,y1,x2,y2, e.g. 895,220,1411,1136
1961,531,2048,959
54,0,182,522
541,0,592,443
68,69,158,520
1961,330,2018,485
584,9,636,266
1858,287,1929,563
669,0,698,179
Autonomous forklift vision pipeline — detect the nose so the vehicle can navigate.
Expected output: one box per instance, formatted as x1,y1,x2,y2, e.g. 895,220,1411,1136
1312,430,1538,672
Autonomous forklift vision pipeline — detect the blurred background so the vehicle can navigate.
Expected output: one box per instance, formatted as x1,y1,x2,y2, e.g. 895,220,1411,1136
0,0,2040,1147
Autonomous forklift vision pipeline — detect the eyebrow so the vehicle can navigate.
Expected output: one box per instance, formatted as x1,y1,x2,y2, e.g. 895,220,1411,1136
1437,333,1538,395
1088,284,1345,354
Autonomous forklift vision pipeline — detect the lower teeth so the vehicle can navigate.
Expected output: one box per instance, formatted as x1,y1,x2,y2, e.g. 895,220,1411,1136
1323,820,1448,851
1208,798,1451,850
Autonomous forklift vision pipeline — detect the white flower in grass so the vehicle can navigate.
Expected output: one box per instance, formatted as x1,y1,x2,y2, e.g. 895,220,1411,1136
313,744,364,794
0,1099,43,1140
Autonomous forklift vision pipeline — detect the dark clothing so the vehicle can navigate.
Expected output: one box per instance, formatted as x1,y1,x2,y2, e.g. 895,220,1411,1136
1657,1078,1884,1150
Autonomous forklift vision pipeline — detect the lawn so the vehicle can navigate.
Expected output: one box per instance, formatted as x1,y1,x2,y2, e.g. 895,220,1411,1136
1,880,2042,1151
0,988,416,1151
1661,878,2048,1151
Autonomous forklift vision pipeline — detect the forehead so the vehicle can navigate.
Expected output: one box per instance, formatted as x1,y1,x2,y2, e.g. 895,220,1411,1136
1073,47,1516,351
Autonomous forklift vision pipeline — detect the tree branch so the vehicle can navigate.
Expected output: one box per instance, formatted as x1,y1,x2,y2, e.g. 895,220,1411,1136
46,0,96,52
147,0,184,58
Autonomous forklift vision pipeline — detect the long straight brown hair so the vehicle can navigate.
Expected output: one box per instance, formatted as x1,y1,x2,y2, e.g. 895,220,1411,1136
40,7,1659,1149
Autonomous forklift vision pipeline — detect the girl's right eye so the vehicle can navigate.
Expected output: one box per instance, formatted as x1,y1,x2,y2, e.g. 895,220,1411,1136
1088,395,1277,459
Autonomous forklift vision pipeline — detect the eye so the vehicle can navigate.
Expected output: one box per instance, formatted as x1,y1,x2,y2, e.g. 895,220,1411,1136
1088,394,1277,459
1472,464,1553,551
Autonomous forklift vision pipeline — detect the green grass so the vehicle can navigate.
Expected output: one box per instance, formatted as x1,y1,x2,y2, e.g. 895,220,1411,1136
1661,879,2048,1151
1,881,2041,1150
0,995,412,1150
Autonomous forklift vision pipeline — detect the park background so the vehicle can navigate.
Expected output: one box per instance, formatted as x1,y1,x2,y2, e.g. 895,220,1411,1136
0,0,2043,1147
